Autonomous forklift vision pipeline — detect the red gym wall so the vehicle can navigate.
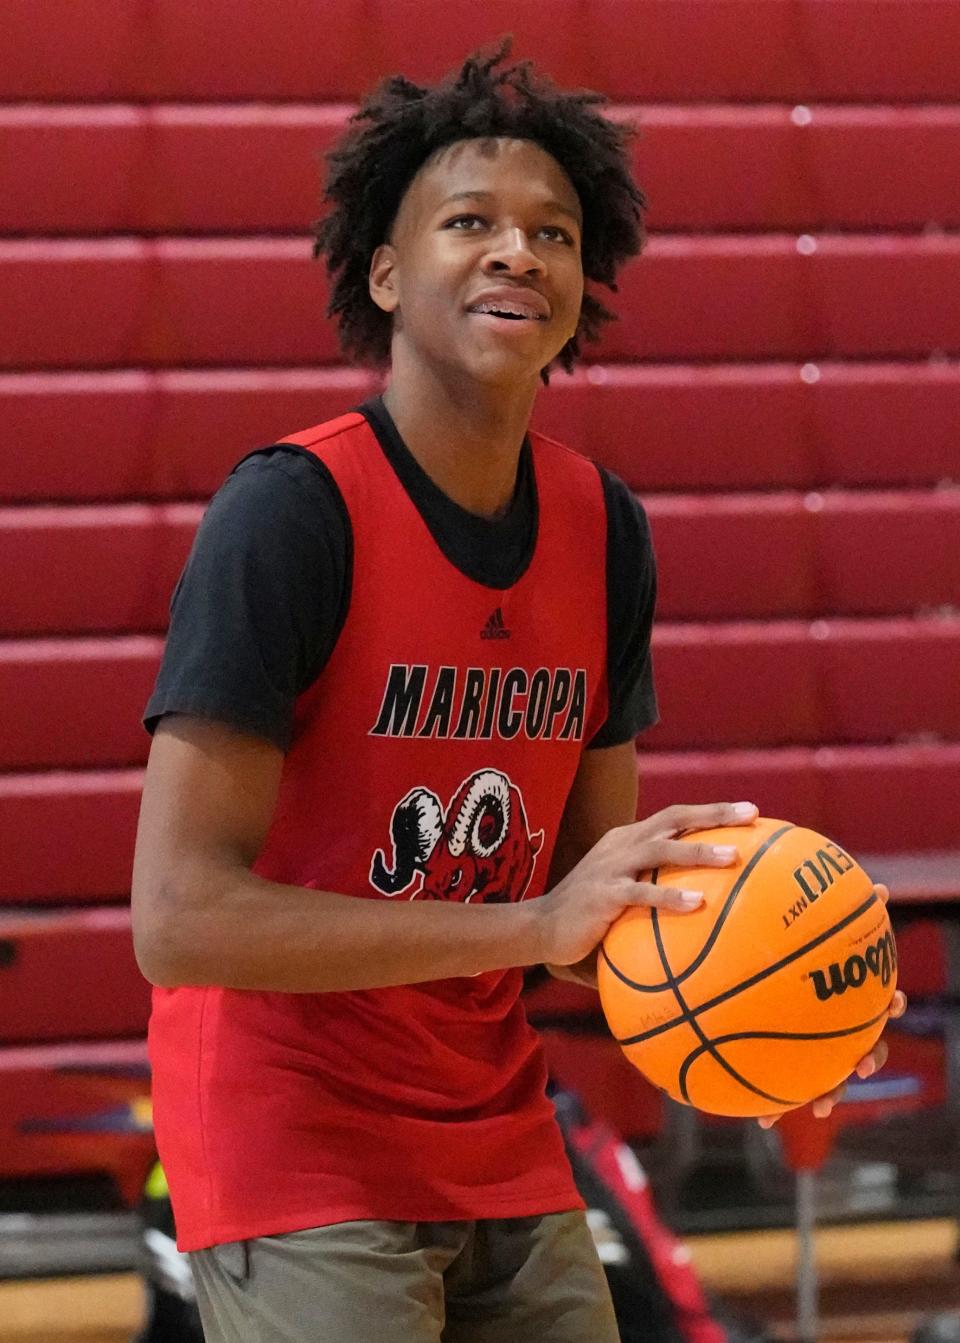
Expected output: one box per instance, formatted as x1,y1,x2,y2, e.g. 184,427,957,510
1,1,959,1199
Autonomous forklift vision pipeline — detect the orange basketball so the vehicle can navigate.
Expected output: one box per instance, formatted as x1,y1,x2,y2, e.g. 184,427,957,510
598,817,898,1118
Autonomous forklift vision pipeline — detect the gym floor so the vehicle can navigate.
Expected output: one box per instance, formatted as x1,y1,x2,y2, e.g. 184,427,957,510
2,1218,958,1343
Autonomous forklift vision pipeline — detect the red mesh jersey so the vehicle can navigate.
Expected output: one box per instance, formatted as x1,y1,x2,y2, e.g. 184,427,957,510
149,411,610,1250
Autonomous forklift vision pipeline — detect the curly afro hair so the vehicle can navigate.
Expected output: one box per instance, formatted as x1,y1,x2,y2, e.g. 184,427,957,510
312,40,647,381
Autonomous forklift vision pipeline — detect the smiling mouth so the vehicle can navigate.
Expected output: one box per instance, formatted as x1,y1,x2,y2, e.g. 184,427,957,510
466,303,548,323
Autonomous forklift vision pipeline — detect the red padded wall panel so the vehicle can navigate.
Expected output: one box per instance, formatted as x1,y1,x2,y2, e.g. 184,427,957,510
5,617,959,771
4,1,959,102
5,364,957,503
648,490,960,620
5,105,959,236
0,369,378,503
0,771,142,904
636,743,960,853
0,504,200,636
647,617,960,751
0,638,162,770
5,492,957,637
5,237,960,371
3,746,954,909
0,908,149,1042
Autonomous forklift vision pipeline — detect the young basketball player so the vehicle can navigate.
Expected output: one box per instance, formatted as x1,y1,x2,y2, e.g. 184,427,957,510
132,44,902,1342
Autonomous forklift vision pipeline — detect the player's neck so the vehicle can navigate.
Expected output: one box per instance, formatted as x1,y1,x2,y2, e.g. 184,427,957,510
381,365,539,521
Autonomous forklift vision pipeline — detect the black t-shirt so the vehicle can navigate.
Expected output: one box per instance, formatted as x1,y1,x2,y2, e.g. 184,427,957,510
144,397,658,750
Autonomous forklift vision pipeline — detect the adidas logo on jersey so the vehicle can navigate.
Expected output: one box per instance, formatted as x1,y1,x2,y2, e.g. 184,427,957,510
481,608,511,640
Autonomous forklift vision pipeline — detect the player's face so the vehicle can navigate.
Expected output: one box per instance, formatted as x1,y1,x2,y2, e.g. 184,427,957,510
370,137,585,386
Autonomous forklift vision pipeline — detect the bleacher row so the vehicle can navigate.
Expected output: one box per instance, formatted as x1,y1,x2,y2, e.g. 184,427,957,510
2,1,959,1203
4,365,959,497
3,617,960,763
4,104,960,236
6,235,960,366
5,0,960,102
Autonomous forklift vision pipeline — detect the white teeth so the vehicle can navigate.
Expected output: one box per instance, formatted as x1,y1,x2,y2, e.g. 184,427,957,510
470,302,541,320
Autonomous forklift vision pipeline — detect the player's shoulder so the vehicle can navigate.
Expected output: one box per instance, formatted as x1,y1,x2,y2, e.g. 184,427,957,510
526,427,609,504
226,408,372,503
530,429,649,531
202,427,354,547
275,408,370,453
604,466,653,547
597,462,647,517
220,445,339,521
528,425,592,467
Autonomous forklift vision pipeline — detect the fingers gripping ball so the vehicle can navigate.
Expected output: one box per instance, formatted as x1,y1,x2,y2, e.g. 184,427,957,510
598,818,898,1118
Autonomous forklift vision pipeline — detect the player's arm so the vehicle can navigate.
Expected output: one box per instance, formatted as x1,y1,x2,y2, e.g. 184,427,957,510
132,714,550,990
544,741,639,988
540,465,658,987
132,717,753,991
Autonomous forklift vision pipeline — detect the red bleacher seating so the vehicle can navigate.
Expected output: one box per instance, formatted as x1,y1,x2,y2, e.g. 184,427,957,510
4,365,958,504
4,618,960,772
4,0,959,102
648,616,960,751
5,235,960,368
0,504,201,635
2,746,957,907
637,743,960,853
0,638,162,769
0,770,142,903
649,490,960,620
4,490,958,636
2,0,959,1203
0,907,149,1041
3,105,959,237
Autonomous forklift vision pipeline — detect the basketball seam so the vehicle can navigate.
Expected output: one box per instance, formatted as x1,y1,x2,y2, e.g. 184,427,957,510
676,1004,893,1109
614,888,881,1048
647,903,793,1106
602,823,796,994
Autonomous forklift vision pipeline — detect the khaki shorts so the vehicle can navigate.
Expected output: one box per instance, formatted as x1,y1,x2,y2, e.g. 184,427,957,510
189,1211,620,1342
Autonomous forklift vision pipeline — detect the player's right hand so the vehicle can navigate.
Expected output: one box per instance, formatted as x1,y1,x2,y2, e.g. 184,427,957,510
534,801,758,970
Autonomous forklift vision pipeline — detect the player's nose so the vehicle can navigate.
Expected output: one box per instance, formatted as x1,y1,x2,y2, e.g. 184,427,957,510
484,227,545,276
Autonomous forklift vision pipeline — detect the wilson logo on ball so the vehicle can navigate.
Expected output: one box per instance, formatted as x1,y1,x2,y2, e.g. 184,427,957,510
809,930,898,1002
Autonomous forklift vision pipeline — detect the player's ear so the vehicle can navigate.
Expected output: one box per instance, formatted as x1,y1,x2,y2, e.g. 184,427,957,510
369,244,400,314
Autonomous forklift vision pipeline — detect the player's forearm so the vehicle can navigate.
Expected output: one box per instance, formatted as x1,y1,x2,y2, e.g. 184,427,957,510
134,865,545,992
543,834,599,988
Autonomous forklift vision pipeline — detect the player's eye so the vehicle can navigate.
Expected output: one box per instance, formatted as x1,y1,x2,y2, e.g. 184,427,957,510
445,214,486,231
540,225,576,245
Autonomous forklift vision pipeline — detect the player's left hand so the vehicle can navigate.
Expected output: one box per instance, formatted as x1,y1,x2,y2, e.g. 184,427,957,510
757,883,907,1129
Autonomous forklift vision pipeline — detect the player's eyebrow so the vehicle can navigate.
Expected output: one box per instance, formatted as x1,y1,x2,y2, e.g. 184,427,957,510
440,190,582,227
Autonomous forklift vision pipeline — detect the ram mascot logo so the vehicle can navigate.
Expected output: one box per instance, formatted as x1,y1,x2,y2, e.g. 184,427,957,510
370,769,544,904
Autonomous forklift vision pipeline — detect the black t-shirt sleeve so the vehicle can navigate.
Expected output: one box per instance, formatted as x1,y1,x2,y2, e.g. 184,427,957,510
142,447,351,752
587,466,659,749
